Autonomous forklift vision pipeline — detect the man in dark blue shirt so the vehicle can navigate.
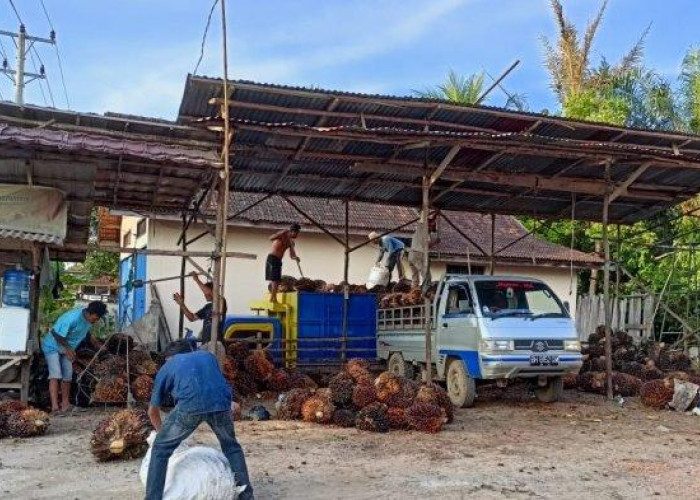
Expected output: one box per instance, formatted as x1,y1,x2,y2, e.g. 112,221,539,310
145,340,253,500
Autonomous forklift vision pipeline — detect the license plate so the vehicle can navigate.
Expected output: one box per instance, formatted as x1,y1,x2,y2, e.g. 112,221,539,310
529,354,559,366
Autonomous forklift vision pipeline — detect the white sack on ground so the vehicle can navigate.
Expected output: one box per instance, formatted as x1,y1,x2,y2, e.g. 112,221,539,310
140,431,245,500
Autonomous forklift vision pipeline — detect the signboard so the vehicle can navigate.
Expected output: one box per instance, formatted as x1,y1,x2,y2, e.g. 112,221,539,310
0,184,68,244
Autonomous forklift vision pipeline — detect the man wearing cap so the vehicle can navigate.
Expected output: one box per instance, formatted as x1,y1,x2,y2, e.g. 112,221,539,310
173,272,227,345
369,232,406,281
41,300,107,415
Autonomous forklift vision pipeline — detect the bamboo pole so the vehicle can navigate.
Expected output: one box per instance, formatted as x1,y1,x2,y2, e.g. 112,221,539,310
341,199,350,363
178,212,186,338
422,174,433,383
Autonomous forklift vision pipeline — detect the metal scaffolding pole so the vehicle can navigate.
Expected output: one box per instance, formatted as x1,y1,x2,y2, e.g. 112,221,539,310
341,200,350,363
178,211,186,338
603,162,613,400
422,174,433,383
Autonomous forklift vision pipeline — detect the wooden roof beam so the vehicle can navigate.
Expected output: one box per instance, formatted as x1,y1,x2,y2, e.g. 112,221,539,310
609,162,652,203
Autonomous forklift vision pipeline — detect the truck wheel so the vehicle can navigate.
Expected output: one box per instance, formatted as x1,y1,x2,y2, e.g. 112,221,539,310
446,359,476,408
535,376,563,403
387,352,415,379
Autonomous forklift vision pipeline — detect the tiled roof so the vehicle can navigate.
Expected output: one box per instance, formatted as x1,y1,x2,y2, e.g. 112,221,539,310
223,193,601,266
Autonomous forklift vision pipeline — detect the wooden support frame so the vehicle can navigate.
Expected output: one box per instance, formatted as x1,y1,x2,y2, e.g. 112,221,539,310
602,162,614,400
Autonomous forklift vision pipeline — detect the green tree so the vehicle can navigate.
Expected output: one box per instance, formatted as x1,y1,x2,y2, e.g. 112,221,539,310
415,70,486,104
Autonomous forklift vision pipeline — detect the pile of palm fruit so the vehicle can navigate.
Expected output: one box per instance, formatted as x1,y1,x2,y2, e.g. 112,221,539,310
75,334,161,405
273,276,438,307
574,325,698,408
0,400,50,439
276,359,454,433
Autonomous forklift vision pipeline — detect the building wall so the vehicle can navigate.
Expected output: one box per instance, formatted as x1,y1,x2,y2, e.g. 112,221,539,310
136,220,580,338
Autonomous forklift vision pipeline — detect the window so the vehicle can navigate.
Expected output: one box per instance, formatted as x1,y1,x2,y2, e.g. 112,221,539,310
473,280,567,318
446,264,485,275
136,219,147,238
446,284,473,315
123,230,132,247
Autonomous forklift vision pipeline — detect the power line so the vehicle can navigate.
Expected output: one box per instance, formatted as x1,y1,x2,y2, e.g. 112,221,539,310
37,0,70,108
7,0,23,24
193,0,219,75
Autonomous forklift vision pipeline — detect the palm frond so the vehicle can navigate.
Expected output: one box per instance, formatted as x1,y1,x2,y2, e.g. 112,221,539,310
582,0,608,70
618,23,650,74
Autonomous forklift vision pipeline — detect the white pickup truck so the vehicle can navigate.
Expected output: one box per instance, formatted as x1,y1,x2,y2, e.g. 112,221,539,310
376,275,582,407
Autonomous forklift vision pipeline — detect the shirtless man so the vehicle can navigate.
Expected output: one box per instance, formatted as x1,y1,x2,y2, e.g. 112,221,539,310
267,223,301,303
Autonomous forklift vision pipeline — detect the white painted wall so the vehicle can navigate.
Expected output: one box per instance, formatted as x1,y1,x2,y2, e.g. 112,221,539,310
127,219,580,337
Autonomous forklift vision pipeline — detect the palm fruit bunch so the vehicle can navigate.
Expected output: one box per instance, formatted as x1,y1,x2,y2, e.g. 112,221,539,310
331,408,357,428
128,351,158,377
243,349,274,383
640,379,675,409
226,341,250,367
328,371,356,406
577,371,607,394
345,359,373,385
415,383,454,424
641,364,664,381
277,388,312,420
355,402,389,433
73,349,98,375
584,343,605,359
0,412,8,438
132,375,154,403
659,350,691,372
105,333,136,356
349,284,367,294
294,278,317,292
232,371,258,398
6,408,50,438
0,400,27,415
375,373,417,408
267,368,290,392
591,356,608,372
393,280,413,294
352,383,378,408
301,394,335,424
287,371,318,391
93,376,128,403
312,280,327,292
612,372,642,396
221,357,238,384
94,355,127,378
563,372,579,390
619,361,644,379
405,401,444,433
277,275,297,293
386,406,408,429
91,408,152,461
403,288,423,306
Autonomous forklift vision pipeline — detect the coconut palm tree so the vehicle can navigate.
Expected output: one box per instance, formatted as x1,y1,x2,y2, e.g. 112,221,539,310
680,48,700,133
414,70,486,104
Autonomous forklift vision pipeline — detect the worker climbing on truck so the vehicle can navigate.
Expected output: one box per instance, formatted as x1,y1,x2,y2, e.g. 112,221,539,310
369,232,406,281
172,272,227,346
266,223,301,303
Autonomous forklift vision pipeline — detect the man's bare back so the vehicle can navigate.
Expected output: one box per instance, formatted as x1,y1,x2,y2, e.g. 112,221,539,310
269,232,294,259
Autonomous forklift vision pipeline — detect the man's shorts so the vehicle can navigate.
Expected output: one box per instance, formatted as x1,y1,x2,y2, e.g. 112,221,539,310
265,254,283,282
46,352,73,382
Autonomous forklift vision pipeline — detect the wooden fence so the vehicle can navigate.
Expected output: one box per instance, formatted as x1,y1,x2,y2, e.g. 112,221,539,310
576,294,656,342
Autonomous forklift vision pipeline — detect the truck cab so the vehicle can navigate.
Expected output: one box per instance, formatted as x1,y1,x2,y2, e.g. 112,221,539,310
377,275,582,407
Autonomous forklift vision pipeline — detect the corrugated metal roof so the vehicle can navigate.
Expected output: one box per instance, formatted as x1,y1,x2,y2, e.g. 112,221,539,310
176,76,700,224
0,228,63,244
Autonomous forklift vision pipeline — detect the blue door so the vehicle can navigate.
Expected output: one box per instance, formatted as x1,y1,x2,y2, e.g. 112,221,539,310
118,251,147,328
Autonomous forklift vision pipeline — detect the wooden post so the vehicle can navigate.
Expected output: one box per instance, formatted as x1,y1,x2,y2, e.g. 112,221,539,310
178,212,186,339
341,200,350,363
603,163,613,400
210,0,231,357
422,175,433,383
490,213,496,275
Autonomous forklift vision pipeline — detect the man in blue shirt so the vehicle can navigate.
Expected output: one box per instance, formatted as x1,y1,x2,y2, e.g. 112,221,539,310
368,232,407,281
41,301,106,415
146,340,253,500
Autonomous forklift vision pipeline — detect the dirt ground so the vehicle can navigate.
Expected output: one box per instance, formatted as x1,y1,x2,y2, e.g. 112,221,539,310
2,388,700,500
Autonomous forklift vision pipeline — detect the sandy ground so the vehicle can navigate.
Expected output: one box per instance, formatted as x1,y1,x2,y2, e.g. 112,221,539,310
2,388,700,500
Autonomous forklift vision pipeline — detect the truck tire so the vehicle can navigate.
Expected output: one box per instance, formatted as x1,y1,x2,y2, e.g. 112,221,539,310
535,376,563,403
446,359,476,408
387,352,415,380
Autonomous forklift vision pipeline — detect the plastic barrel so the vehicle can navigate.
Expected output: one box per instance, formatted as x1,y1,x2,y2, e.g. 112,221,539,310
2,269,31,308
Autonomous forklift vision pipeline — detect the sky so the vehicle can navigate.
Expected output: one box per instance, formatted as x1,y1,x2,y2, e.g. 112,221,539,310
0,0,698,120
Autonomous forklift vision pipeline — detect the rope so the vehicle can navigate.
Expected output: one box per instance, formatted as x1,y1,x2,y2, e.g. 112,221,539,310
193,0,219,75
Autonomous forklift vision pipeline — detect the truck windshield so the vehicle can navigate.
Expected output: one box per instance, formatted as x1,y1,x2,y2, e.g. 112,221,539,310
474,280,567,319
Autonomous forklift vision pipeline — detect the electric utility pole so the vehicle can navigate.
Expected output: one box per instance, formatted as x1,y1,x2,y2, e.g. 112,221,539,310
0,25,55,105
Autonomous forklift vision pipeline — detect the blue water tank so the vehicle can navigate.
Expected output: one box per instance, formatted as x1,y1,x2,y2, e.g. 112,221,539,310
2,269,31,308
